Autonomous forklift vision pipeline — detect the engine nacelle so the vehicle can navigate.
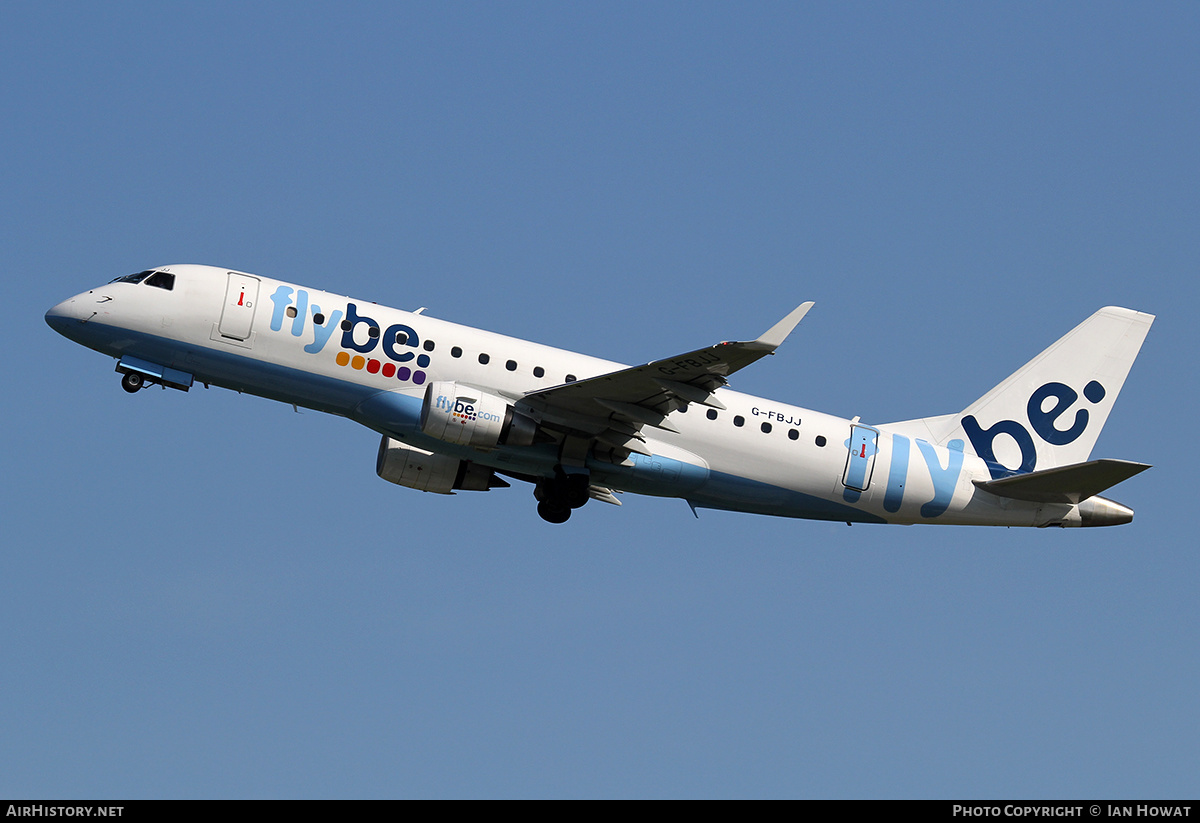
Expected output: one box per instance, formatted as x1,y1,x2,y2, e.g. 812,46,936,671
375,437,499,494
420,381,537,449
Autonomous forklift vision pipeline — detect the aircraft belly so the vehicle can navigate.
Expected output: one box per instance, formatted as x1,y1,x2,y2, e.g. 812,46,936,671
588,448,710,499
687,469,888,523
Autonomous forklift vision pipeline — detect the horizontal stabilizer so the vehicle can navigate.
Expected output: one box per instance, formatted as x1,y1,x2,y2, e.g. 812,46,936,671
973,459,1151,504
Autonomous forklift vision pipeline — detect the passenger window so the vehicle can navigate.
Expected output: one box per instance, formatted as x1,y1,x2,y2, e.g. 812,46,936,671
506,360,517,371
734,416,744,427
760,422,771,433
788,429,799,441
533,366,545,378
368,327,380,338
424,340,435,351
706,409,718,420
286,306,298,318
479,353,490,365
815,435,827,447
451,347,462,358
565,374,576,383
313,313,325,325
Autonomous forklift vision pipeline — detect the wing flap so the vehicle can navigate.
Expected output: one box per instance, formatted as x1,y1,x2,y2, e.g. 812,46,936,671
589,486,623,506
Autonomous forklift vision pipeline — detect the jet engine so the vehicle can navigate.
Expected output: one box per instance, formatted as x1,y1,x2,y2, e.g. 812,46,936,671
420,381,537,449
375,436,507,494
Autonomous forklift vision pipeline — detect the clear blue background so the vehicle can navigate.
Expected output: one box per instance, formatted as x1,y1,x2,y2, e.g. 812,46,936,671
3,1,1196,798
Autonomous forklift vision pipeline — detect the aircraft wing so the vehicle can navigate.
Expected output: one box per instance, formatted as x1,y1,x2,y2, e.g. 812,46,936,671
518,303,813,456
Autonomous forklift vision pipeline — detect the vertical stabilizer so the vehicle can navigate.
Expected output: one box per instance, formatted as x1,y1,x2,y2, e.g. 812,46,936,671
884,307,1154,478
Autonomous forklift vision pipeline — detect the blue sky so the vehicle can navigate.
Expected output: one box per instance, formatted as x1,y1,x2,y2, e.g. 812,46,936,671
3,2,1197,798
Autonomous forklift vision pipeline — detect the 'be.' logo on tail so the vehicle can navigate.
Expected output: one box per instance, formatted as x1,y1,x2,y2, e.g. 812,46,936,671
964,380,1107,479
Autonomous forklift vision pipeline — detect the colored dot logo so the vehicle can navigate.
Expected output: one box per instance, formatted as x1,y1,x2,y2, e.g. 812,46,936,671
335,351,426,384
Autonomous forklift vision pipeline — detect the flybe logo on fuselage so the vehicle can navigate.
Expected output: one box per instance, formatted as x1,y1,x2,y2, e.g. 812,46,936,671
268,286,432,384
963,380,1107,479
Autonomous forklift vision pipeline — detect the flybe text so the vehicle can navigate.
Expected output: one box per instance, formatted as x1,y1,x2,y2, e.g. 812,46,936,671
268,287,429,366
436,393,502,424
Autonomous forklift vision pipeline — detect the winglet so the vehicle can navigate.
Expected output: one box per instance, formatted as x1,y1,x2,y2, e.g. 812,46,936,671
754,302,814,349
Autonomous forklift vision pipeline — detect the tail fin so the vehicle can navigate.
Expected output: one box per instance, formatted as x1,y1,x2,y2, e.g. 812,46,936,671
885,306,1154,479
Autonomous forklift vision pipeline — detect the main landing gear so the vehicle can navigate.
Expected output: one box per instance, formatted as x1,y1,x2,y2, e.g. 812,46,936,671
536,500,572,524
534,469,591,524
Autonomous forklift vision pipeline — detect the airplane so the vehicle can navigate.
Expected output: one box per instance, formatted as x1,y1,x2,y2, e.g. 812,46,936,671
45,264,1154,527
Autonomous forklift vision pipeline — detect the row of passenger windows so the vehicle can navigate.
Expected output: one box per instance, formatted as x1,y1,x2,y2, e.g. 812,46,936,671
333,323,579,383
288,306,333,326
679,405,827,446
450,347,575,381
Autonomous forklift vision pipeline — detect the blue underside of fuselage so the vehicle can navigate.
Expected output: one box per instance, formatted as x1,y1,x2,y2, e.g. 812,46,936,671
687,475,887,523
53,318,885,523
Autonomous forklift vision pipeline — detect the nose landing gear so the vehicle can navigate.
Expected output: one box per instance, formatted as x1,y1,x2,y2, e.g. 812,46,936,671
120,372,145,393
115,359,193,393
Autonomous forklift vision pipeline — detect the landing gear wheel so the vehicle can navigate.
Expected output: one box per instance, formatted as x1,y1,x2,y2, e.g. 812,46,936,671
564,474,591,509
121,372,144,393
537,501,571,524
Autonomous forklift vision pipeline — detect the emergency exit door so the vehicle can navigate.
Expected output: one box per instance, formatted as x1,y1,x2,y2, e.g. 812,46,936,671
218,272,260,341
843,425,878,491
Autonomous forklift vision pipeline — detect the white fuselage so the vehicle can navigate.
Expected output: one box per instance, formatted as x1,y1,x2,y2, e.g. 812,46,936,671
45,264,1130,527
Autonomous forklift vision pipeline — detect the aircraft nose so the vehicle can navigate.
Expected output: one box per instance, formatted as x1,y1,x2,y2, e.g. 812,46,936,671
45,295,92,338
45,298,76,334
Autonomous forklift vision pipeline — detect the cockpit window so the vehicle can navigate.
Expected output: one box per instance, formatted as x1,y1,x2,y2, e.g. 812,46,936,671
144,271,175,291
111,270,153,284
